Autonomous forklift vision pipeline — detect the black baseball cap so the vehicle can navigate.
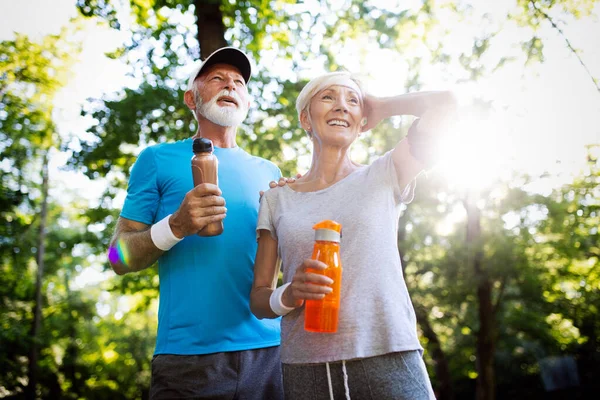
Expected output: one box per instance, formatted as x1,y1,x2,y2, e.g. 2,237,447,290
187,47,252,90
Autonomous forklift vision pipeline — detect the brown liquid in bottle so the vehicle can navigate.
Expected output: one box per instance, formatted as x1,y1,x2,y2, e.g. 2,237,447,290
191,138,223,236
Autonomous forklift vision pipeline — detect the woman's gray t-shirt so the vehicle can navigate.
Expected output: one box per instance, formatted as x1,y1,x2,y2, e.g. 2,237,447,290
257,150,422,364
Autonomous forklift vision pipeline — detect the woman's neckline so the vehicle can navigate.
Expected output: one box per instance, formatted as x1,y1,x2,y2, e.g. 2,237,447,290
283,165,365,194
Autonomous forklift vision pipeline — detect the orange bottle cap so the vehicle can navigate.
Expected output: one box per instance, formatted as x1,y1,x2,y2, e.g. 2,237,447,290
312,220,342,232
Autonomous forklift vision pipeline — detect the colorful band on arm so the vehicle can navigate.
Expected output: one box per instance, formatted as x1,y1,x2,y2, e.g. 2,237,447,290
269,282,295,316
150,214,183,251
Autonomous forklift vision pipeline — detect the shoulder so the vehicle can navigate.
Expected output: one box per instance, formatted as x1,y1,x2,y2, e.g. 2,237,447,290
362,150,395,178
252,154,280,170
155,139,192,155
368,150,393,167
137,139,189,159
260,185,289,208
131,145,157,168
262,185,284,199
239,150,281,177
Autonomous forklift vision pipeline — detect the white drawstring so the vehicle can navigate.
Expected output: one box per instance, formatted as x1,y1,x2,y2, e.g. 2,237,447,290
325,361,351,400
342,360,351,400
326,362,334,400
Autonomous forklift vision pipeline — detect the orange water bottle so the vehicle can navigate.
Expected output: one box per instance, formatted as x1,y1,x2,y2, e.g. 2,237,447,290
304,220,342,333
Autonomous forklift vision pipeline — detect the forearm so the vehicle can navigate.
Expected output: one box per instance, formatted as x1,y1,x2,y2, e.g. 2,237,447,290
109,229,164,275
378,91,456,119
108,217,169,275
250,286,279,319
251,233,284,319
391,92,457,178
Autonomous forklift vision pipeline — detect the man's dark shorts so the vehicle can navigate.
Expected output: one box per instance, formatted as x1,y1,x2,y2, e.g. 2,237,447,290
150,346,283,400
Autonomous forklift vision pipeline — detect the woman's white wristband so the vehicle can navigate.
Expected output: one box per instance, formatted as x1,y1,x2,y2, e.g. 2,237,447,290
150,214,183,251
270,282,295,316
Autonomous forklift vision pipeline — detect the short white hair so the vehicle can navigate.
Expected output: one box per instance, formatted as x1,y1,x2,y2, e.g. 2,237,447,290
295,71,365,135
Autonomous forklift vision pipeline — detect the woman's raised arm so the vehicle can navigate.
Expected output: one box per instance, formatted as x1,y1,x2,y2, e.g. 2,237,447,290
362,91,457,188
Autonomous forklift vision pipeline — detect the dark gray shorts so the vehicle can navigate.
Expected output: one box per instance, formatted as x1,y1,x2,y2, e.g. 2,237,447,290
150,346,283,400
282,350,435,400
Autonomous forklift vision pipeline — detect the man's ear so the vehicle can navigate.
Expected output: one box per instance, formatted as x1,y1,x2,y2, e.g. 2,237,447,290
184,90,196,111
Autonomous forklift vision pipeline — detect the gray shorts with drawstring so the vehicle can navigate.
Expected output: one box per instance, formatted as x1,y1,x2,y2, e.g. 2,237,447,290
282,350,436,400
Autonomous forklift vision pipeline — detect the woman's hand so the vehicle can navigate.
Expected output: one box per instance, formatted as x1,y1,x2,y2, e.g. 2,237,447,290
361,94,386,132
282,259,334,308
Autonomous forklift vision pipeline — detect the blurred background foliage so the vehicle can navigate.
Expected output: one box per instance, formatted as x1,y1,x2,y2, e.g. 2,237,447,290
1,0,599,399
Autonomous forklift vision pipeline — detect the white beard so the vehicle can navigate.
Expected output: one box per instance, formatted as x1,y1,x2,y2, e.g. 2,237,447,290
196,89,249,127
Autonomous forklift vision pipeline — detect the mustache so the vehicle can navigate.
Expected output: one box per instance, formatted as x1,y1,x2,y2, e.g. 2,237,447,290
211,89,243,105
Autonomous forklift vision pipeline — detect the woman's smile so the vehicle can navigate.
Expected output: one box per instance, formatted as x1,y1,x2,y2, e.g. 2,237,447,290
326,119,350,128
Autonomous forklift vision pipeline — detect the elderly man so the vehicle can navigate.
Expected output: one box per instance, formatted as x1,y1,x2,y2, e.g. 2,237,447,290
108,47,284,399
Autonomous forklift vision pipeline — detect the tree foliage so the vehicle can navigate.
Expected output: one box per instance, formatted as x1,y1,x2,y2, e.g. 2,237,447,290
1,0,598,399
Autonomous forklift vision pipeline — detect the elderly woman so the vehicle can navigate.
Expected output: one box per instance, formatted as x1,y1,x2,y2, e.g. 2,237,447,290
250,71,455,400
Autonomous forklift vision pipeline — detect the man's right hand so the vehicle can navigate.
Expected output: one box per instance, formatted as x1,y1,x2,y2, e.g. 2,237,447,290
170,183,227,238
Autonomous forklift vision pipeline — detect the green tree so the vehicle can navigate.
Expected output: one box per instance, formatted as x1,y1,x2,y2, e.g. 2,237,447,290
533,146,600,392
0,30,78,398
0,25,157,399
68,1,600,399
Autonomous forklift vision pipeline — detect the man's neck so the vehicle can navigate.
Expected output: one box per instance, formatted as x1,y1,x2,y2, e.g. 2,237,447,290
194,120,238,148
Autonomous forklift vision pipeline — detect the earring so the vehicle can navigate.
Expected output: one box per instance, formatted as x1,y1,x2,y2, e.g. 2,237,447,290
361,117,368,127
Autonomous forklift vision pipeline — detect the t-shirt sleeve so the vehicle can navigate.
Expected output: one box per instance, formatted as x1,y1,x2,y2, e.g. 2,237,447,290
369,150,416,205
121,146,159,225
273,164,283,180
256,191,277,241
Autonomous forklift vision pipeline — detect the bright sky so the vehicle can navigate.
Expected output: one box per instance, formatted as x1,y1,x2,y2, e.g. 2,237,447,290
267,0,600,190
2,0,599,285
337,1,600,193
2,0,131,207
3,0,598,179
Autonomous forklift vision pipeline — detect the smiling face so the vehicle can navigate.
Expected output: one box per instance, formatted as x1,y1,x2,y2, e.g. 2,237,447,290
190,63,251,127
301,83,364,147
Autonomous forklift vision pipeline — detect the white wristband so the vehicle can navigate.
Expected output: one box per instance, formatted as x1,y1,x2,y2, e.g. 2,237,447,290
270,282,295,316
150,214,183,251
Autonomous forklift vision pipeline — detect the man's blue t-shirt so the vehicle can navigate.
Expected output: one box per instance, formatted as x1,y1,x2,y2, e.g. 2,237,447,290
121,138,281,355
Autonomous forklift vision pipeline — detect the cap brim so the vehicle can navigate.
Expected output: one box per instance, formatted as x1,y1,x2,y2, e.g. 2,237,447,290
195,47,252,84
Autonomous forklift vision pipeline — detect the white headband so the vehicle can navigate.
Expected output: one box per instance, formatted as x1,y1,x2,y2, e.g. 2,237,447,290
320,76,363,99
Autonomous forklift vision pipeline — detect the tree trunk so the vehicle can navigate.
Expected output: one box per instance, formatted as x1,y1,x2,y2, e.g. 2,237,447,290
26,151,50,400
195,0,228,58
63,270,78,398
398,215,454,400
414,305,455,400
465,191,495,400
